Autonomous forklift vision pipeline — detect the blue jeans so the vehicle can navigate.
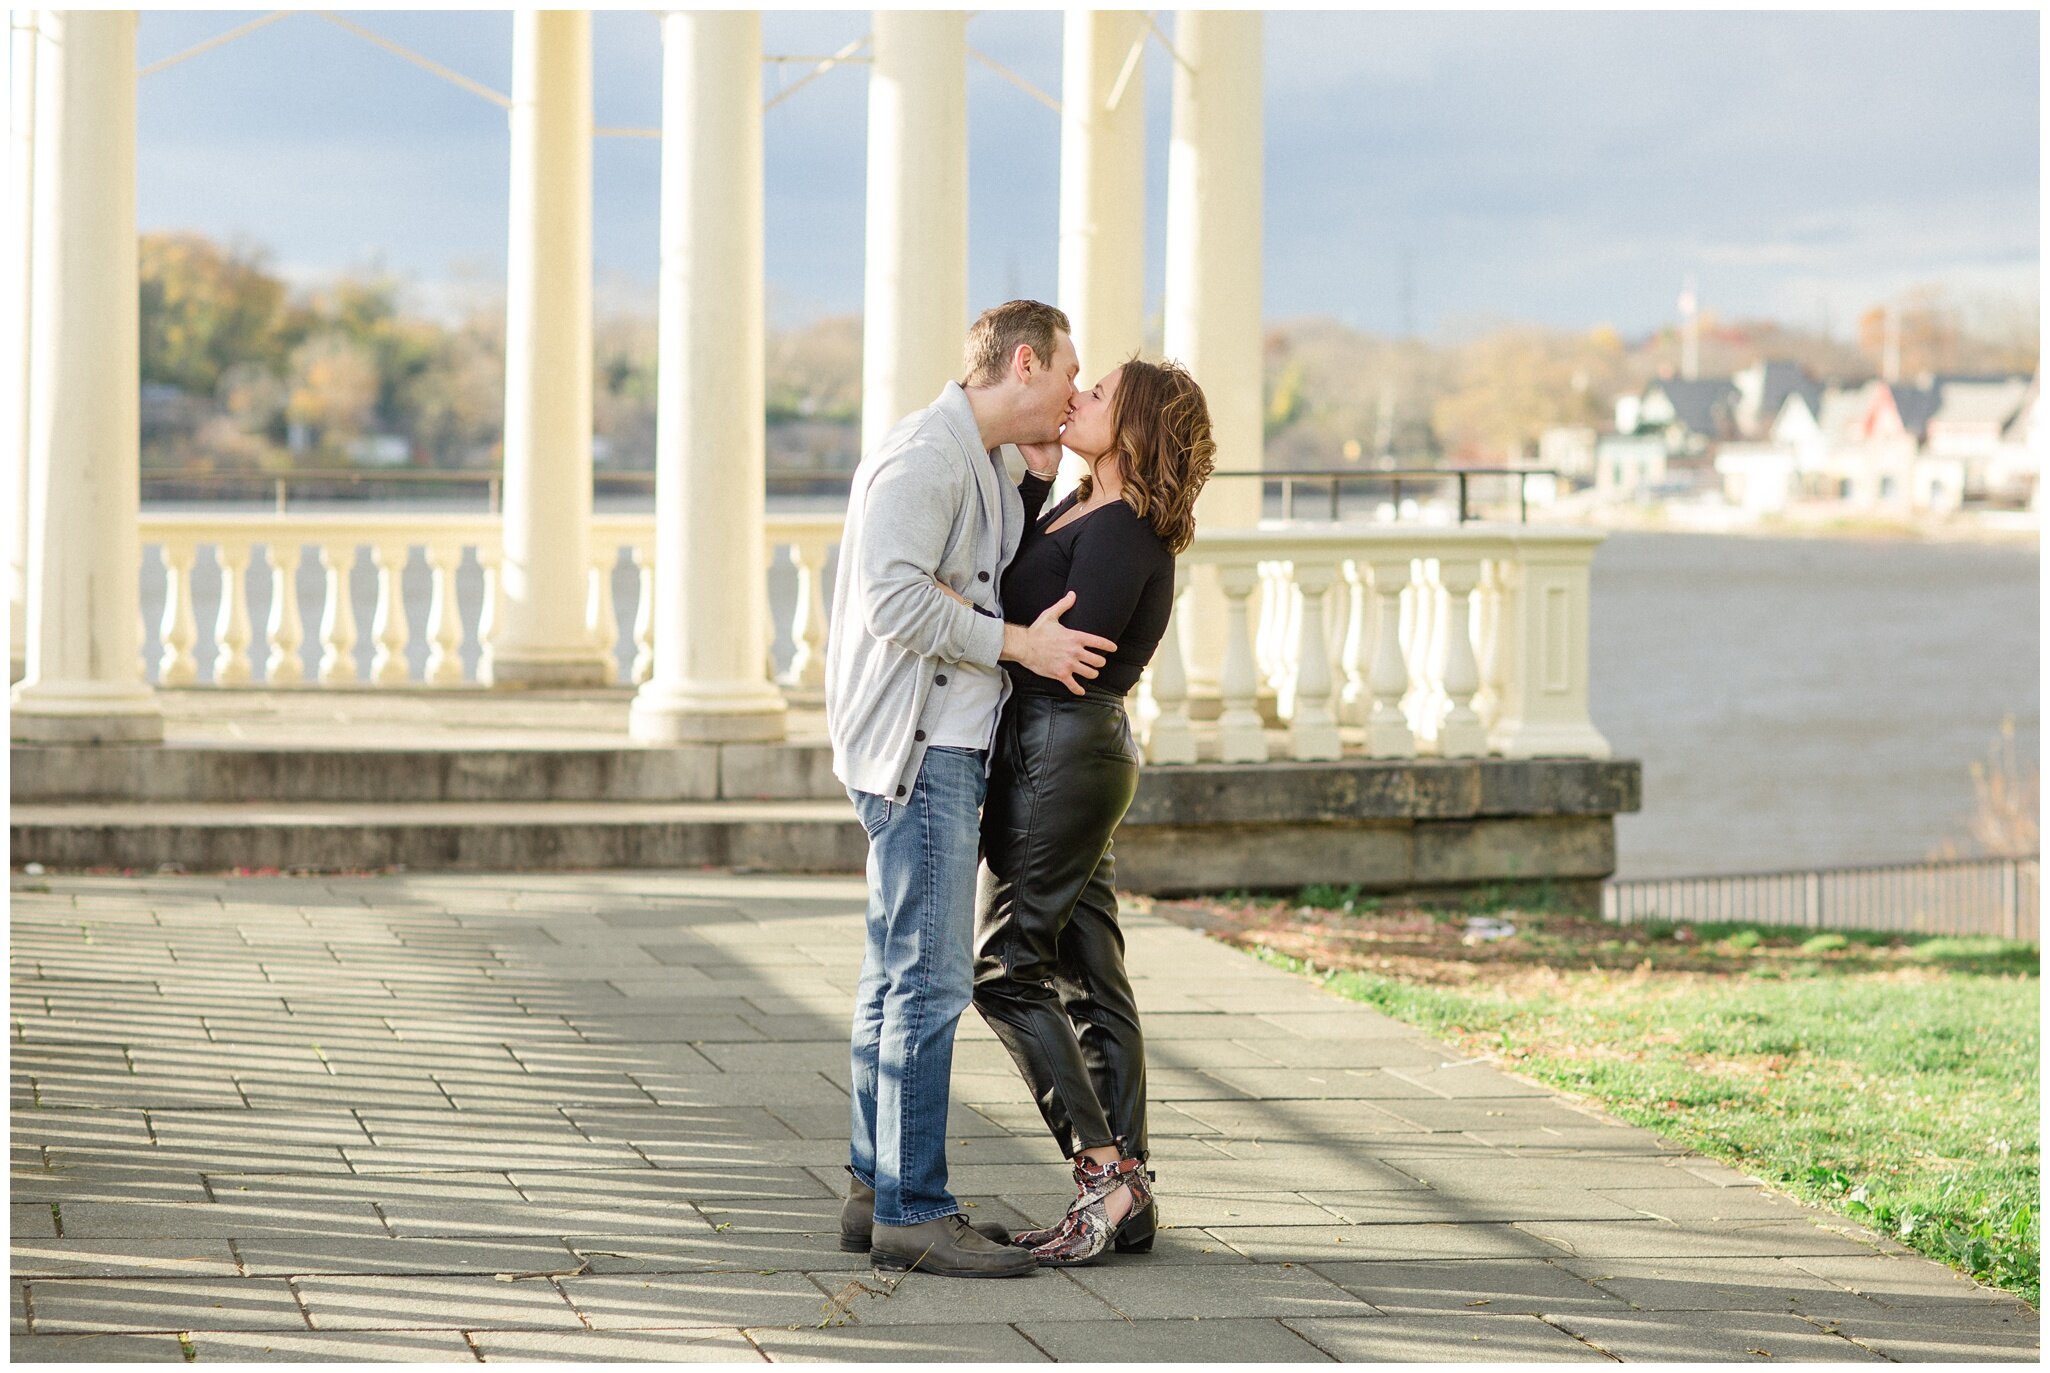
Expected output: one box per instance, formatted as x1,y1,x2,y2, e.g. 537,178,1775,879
846,746,987,1227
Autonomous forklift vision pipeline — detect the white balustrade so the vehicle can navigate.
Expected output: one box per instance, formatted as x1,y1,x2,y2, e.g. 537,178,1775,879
1338,560,1369,728
629,547,655,685
1431,555,1486,756
1214,560,1269,763
1287,559,1341,759
157,540,199,686
368,544,410,685
211,540,253,685
316,545,357,684
782,527,834,693
265,542,304,685
130,512,1610,764
423,543,465,686
1142,565,1197,764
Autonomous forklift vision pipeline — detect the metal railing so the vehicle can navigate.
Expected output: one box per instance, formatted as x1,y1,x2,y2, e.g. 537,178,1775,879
1602,854,2039,942
139,468,850,513
140,464,1562,523
1214,467,1558,524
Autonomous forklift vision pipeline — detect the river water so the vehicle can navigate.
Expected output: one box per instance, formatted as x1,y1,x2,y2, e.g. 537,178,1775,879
134,511,2037,881
1589,530,2037,880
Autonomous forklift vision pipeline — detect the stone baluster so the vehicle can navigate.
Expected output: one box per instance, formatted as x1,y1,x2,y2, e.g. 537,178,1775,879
1253,560,1285,692
318,545,358,684
476,548,501,662
630,547,655,685
265,542,304,684
369,544,411,684
1432,556,1486,757
1146,565,1196,764
1288,559,1341,760
1472,558,1504,731
1396,563,1424,737
1364,556,1416,757
157,541,198,685
1216,561,1268,763
586,547,619,676
786,537,830,692
423,544,465,685
211,541,253,685
1156,565,1197,770
1339,559,1369,726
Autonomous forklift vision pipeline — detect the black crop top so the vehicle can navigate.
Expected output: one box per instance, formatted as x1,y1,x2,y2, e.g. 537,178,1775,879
1002,473,1176,698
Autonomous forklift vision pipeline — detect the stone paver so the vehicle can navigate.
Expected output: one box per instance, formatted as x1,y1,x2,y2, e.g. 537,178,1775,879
11,871,2036,1360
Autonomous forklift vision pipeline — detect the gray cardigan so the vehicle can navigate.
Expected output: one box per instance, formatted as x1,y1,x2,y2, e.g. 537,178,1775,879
825,382,1027,801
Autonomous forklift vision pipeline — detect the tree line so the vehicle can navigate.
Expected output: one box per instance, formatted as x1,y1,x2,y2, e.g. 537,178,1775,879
135,231,2037,478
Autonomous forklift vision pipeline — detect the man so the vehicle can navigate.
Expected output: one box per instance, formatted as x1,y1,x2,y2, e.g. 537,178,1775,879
824,301,1115,1278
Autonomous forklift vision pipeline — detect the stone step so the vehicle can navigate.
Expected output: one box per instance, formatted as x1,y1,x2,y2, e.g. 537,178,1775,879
10,741,843,804
10,799,867,874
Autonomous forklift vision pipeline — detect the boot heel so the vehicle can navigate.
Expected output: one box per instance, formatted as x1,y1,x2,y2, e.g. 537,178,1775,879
1112,1199,1156,1254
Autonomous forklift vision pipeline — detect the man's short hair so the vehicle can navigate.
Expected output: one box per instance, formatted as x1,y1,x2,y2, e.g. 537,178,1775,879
961,300,1072,387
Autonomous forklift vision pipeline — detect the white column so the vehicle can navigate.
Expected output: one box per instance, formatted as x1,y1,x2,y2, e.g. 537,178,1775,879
1163,10,1263,697
861,11,967,456
1056,8,1146,494
8,9,38,683
11,9,159,742
483,10,608,687
629,10,785,745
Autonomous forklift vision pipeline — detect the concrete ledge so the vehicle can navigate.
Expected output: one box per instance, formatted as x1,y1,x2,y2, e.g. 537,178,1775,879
10,742,852,803
1127,757,1639,825
10,800,869,874
12,750,1640,899
1117,815,1618,897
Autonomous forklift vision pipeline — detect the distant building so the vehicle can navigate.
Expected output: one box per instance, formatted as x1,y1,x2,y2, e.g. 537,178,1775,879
1632,378,1740,454
1732,359,1814,440
1537,426,1597,481
1593,434,1668,500
1714,443,1796,514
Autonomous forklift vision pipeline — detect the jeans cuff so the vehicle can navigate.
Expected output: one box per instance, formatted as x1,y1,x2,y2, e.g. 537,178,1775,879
878,1203,961,1228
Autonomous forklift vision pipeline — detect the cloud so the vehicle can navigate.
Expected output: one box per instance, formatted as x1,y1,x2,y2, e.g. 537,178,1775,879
130,9,2039,337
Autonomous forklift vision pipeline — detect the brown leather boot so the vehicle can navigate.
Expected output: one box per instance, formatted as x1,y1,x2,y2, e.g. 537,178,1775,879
838,1170,1012,1253
870,1214,1040,1278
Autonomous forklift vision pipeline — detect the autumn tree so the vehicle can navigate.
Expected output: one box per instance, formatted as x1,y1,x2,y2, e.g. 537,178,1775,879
138,233,289,396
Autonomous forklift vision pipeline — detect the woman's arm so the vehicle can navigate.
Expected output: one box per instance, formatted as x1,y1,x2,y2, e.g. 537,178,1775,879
1016,441,1062,524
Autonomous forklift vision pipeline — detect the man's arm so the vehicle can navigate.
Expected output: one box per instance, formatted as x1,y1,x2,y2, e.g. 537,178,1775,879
1000,594,1116,694
857,445,1004,667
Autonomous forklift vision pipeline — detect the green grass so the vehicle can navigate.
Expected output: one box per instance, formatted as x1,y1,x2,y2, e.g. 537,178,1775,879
1244,936,2040,1304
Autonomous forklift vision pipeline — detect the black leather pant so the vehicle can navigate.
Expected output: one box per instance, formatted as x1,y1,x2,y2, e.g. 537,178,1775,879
973,687,1147,1163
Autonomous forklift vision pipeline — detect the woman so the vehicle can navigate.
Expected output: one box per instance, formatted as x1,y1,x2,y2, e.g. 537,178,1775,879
970,357,1214,1266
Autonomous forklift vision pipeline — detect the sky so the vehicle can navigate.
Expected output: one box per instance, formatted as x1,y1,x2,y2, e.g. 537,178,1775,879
126,8,2041,341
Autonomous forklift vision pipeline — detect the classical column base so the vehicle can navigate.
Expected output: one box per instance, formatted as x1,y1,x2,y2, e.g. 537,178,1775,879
11,680,163,744
629,679,787,744
479,649,613,689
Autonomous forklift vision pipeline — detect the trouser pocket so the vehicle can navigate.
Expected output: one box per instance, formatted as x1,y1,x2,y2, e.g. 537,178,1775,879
848,788,895,839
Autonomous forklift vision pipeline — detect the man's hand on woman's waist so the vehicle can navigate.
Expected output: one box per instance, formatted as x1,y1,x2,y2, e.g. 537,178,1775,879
999,590,1115,696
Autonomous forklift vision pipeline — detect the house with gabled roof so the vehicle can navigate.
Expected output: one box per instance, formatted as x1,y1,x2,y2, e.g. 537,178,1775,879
1634,378,1740,453
1732,360,1813,439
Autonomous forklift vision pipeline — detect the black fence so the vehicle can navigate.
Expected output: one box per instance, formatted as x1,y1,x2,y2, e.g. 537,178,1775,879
1602,855,2039,942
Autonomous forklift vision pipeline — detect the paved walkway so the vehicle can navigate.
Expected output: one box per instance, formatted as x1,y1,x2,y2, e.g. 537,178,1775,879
11,872,2037,1362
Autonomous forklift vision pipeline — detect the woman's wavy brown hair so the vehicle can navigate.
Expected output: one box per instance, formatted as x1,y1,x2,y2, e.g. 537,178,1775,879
1076,358,1216,554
